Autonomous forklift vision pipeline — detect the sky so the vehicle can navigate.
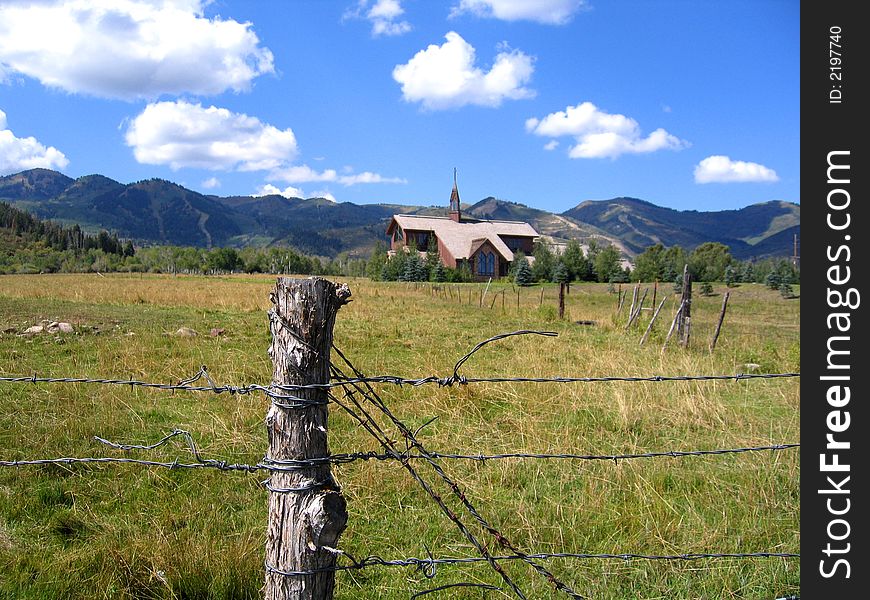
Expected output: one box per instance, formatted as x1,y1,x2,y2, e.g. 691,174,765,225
0,0,799,214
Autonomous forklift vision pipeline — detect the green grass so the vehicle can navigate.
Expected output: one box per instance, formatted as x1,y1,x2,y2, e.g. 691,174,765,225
0,275,799,599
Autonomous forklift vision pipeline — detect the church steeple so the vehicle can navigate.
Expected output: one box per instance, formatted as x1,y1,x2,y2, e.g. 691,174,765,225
449,168,461,222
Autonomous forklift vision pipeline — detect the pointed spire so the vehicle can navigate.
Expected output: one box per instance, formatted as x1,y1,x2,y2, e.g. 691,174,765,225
449,168,461,222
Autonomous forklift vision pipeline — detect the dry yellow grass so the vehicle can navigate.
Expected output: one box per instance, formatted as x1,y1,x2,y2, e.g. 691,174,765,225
0,274,799,599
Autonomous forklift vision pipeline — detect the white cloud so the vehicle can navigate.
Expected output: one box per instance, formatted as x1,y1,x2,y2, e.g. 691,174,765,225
200,176,220,189
125,101,297,171
311,189,337,202
338,171,406,186
393,31,535,110
543,140,559,151
694,155,779,184
253,183,336,202
526,101,688,159
270,164,339,184
254,183,303,198
345,0,411,37
0,109,69,175
269,163,406,187
0,0,274,100
450,0,586,24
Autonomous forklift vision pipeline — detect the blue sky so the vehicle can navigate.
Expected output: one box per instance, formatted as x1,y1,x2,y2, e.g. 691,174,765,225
0,0,799,213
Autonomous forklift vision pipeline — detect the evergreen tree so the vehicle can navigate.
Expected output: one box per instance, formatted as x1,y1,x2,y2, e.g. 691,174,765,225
552,261,570,284
723,264,738,287
779,282,794,298
432,260,447,282
765,271,782,290
513,254,533,286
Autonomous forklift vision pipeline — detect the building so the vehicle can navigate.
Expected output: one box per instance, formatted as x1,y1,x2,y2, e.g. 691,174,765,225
386,173,539,280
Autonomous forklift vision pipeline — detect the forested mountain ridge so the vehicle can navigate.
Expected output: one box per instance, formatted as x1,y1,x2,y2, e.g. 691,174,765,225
1,169,799,260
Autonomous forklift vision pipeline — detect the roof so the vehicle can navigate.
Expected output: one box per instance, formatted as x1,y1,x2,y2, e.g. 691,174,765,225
389,214,539,262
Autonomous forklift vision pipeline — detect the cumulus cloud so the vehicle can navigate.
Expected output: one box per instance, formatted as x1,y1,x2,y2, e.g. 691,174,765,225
338,171,406,185
525,101,688,159
345,0,411,37
0,109,69,175
0,0,274,99
200,176,221,189
253,183,337,202
543,140,559,151
450,0,586,24
694,155,779,184
125,101,297,171
269,163,406,187
393,31,534,110
311,189,337,202
254,183,304,198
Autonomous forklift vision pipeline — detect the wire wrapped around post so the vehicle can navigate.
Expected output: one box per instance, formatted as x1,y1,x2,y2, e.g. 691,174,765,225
264,277,351,600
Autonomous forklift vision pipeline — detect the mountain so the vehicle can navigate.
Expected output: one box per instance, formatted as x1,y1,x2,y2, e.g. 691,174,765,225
466,197,630,254
0,169,799,260
562,197,800,260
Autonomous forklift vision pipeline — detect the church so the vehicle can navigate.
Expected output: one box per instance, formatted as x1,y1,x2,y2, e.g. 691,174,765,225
386,174,539,280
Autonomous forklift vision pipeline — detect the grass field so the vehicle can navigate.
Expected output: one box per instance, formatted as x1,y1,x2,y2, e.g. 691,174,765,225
0,274,799,599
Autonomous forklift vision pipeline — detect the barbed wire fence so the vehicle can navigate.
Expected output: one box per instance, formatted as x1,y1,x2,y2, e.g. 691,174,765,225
0,279,800,599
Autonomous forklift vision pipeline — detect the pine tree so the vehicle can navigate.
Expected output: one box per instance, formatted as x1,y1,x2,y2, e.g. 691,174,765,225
552,261,570,284
765,271,782,290
432,260,446,282
514,255,533,286
724,264,737,287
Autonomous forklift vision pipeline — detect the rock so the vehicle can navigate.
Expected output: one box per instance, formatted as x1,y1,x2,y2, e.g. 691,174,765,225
173,327,198,337
23,325,44,334
47,322,74,334
209,328,225,337
742,363,762,371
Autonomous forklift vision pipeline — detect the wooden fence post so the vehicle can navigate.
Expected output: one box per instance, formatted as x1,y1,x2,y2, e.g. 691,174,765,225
662,300,685,353
558,282,566,319
639,297,667,346
677,265,692,348
265,277,351,600
709,291,731,352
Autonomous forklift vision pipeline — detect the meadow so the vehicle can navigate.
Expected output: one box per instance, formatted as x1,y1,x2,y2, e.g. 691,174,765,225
0,273,799,599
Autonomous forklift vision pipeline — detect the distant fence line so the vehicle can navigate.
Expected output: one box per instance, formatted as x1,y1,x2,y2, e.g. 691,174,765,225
1,314,800,600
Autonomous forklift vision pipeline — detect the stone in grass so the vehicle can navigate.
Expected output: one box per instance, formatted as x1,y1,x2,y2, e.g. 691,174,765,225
209,328,225,337
23,325,44,334
47,322,75,334
173,327,198,337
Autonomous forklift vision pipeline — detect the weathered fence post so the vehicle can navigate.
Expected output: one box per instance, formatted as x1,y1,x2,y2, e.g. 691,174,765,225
709,291,731,352
639,297,667,346
662,299,685,353
558,282,566,319
677,265,692,348
265,277,351,600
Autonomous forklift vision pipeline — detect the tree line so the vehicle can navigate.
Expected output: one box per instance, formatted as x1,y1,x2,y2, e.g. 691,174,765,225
366,237,799,287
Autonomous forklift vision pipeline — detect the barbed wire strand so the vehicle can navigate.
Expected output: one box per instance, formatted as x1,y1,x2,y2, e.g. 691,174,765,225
264,549,800,576
0,371,801,393
324,381,532,599
0,442,800,471
411,582,501,598
331,342,586,600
